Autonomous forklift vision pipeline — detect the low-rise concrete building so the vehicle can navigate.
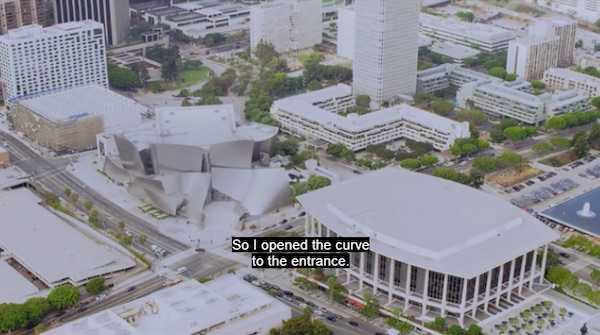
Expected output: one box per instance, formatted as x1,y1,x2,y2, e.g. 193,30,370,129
457,79,590,125
10,85,147,152
544,68,600,98
46,275,292,335
271,84,470,151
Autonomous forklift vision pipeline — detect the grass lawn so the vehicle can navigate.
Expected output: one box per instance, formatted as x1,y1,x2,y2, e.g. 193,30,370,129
540,151,578,167
487,166,542,187
175,67,210,90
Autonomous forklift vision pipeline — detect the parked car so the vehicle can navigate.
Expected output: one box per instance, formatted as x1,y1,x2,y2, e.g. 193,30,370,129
348,320,359,327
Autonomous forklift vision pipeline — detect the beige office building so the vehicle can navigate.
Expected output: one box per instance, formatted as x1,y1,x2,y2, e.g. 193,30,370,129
0,0,48,34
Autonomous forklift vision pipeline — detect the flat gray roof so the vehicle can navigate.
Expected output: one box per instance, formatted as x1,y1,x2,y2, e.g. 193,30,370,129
298,168,559,278
18,85,147,132
0,188,135,286
0,260,39,303
46,276,290,335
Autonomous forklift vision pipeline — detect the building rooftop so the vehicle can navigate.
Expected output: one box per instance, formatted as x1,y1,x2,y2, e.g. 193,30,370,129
0,20,103,43
420,13,515,43
119,105,277,150
0,166,29,189
541,187,600,237
0,188,135,286
546,68,600,86
273,84,468,134
45,276,290,335
298,168,559,278
0,260,39,303
17,85,147,132
430,41,480,61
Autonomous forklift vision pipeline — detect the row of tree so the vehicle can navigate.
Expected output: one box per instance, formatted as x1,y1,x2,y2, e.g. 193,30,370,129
0,285,80,333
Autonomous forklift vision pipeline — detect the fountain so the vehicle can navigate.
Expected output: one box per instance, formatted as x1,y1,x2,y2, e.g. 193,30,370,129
576,202,596,218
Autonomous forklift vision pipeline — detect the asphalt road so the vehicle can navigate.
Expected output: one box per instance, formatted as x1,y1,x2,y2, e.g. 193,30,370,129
0,130,188,255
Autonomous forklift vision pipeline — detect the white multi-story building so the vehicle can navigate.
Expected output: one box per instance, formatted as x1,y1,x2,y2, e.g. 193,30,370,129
544,68,600,98
537,0,600,24
250,0,322,54
271,84,470,151
353,0,419,105
0,21,108,103
506,22,560,81
419,13,515,53
417,64,497,94
336,6,355,60
457,79,590,125
506,18,576,81
299,167,559,326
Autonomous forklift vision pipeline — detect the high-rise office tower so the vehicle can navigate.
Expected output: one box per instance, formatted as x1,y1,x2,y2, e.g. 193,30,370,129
0,0,49,33
250,0,322,54
53,0,129,46
353,0,420,105
506,18,575,81
0,20,108,102
551,17,576,67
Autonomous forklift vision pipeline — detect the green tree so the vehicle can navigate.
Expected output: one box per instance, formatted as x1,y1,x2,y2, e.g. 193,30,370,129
255,41,279,67
0,303,28,332
505,73,517,81
85,277,106,295
456,11,475,22
427,316,447,331
531,80,546,90
107,64,141,91
592,96,600,110
23,297,50,326
419,154,438,167
356,95,371,108
497,150,525,170
326,276,347,303
47,285,80,311
84,199,93,212
532,142,554,155
572,131,590,158
269,308,332,335
546,266,578,289
307,80,322,91
503,126,536,142
88,209,99,227
545,116,567,130
448,324,466,335
307,175,331,190
472,156,498,173
466,324,483,335
326,143,354,161
591,268,600,285
588,123,600,148
456,108,486,125
360,293,380,319
488,66,507,79
431,99,454,116
400,158,422,170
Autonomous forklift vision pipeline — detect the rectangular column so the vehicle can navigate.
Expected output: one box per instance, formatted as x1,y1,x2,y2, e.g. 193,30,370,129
529,249,538,289
484,269,492,312
518,254,527,295
471,275,480,318
304,215,310,236
441,274,448,316
421,269,430,317
404,264,411,312
539,245,548,284
388,259,396,304
359,252,365,290
373,253,380,294
459,278,468,327
495,264,504,307
507,259,516,300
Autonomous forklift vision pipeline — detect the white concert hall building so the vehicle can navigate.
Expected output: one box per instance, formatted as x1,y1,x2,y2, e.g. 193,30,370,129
298,168,559,326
